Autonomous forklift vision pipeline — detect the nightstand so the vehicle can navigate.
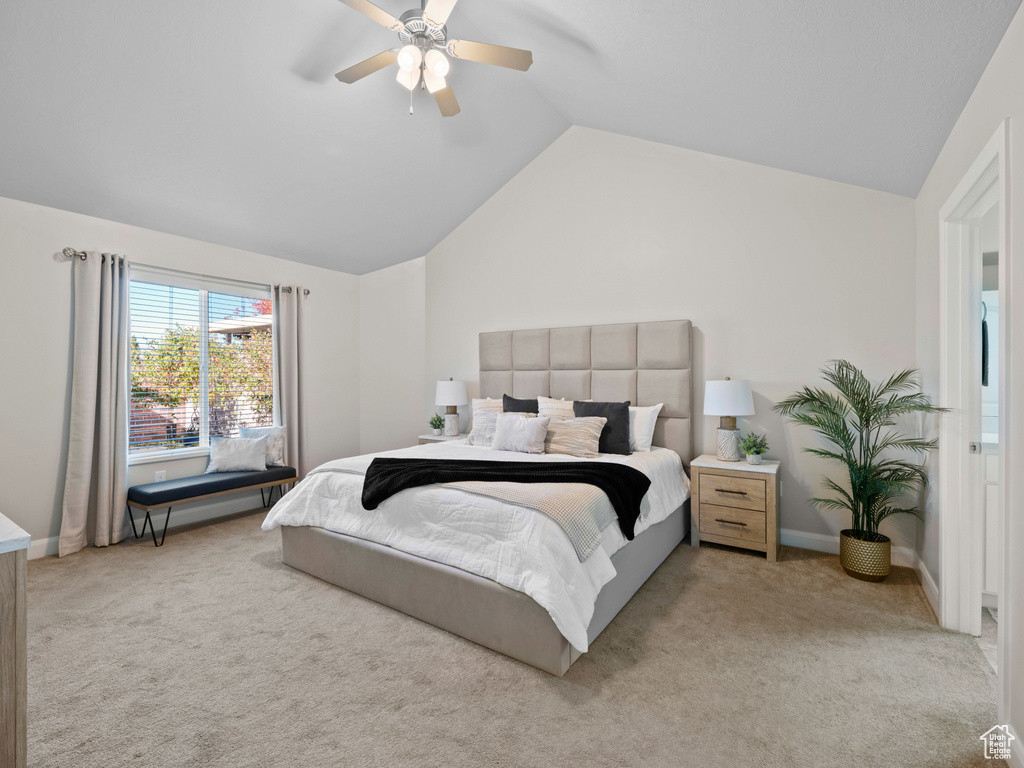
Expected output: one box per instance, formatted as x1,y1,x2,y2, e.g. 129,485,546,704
690,454,781,562
417,434,465,445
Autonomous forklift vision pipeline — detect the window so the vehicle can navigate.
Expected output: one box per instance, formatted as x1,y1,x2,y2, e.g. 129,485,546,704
128,268,274,459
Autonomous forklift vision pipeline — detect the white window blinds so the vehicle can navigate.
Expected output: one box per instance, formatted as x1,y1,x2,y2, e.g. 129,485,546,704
129,268,274,456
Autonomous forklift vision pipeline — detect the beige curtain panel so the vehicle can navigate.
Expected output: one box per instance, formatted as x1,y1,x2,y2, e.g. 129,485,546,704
273,285,308,477
59,253,130,557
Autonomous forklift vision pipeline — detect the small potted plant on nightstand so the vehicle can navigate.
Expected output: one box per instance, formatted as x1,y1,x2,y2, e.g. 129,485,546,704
775,360,945,582
428,413,444,436
739,432,769,465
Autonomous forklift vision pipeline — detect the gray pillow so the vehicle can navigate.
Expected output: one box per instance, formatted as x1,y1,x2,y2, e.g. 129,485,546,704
205,436,268,473
573,400,632,455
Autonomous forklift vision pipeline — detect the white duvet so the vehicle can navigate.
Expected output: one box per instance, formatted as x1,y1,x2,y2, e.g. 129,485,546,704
262,442,690,652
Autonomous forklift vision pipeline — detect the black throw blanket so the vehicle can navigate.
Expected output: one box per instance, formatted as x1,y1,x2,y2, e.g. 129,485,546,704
361,458,652,540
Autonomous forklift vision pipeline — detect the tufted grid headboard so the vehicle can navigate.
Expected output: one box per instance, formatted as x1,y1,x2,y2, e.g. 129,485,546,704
479,320,693,468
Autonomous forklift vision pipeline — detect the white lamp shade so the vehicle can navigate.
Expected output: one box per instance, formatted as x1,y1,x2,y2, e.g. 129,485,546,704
396,66,420,91
435,380,469,407
422,66,446,94
424,49,450,78
704,379,755,416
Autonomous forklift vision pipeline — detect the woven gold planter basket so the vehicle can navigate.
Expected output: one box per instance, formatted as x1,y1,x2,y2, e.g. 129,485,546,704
839,530,891,582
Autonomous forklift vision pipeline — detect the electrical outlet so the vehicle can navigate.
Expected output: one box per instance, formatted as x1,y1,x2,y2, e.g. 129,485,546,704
154,470,167,482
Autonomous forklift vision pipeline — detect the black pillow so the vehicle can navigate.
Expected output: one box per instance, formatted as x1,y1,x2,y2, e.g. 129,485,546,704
503,394,539,413
573,400,632,455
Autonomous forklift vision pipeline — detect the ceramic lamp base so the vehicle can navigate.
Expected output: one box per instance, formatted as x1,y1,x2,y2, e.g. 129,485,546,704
716,428,741,461
443,413,460,437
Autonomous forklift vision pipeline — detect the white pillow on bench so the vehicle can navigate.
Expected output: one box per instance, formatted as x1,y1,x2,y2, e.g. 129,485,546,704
206,436,268,473
239,425,287,466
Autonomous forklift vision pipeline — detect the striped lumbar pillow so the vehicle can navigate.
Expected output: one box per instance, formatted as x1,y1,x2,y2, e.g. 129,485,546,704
544,416,607,458
538,396,576,420
472,397,504,413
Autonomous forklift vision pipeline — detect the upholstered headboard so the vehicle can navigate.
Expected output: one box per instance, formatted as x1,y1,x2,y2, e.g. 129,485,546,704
479,320,693,468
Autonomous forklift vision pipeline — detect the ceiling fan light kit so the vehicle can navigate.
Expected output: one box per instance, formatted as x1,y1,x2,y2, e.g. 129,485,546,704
334,0,533,118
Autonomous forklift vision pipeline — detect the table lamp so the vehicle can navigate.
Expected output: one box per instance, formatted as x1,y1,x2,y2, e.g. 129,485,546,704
704,378,755,461
435,378,469,436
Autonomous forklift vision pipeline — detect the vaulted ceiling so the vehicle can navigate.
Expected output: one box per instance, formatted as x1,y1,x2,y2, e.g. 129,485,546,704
0,0,1019,274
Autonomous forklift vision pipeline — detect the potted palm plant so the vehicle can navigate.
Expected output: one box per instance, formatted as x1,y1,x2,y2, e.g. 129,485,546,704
774,361,945,582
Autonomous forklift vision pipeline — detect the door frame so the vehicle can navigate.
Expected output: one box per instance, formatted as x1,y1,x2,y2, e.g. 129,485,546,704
938,121,1008,637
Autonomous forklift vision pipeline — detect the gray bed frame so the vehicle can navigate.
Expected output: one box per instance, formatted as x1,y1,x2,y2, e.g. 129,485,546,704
280,320,693,676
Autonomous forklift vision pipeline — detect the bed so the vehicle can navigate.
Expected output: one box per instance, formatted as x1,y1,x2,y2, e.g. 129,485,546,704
265,320,693,676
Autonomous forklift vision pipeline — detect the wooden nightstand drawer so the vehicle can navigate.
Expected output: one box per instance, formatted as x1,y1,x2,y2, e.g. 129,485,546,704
699,504,766,544
698,472,766,512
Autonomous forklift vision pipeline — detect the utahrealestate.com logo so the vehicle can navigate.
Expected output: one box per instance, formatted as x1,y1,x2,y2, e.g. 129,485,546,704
980,725,1015,760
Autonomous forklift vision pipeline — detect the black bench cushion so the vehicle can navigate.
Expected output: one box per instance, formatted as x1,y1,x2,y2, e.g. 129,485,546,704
127,466,297,507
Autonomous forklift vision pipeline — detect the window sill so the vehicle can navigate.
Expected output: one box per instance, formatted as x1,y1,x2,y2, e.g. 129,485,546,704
129,447,209,466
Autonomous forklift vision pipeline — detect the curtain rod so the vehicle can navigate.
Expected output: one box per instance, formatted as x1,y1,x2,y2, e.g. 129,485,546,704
60,248,311,295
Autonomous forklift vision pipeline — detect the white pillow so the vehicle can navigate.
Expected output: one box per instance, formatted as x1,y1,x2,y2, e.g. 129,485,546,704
239,425,286,466
629,403,664,452
537,396,575,420
544,416,606,458
206,436,268,473
492,413,550,454
466,409,499,447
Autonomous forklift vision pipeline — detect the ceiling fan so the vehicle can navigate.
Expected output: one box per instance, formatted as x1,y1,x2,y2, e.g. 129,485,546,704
334,0,533,117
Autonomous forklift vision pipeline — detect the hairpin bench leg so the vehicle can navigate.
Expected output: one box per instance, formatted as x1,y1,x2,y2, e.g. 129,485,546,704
151,507,172,547
260,487,267,507
127,505,141,539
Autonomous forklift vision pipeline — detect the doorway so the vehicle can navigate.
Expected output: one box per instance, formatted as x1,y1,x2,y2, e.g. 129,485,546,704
938,121,1010,719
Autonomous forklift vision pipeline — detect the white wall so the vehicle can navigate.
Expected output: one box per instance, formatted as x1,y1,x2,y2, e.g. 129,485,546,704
359,258,426,453
0,195,361,548
404,126,918,550
914,2,1024,748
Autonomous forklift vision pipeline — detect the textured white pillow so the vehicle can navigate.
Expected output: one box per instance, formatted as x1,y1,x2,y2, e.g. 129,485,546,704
239,425,286,466
206,436,268,473
466,409,499,447
537,396,575,420
544,416,607,458
467,399,504,447
629,403,664,452
492,413,550,454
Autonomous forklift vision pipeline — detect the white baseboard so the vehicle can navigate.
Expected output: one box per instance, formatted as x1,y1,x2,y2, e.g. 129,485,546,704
26,490,269,560
28,536,58,560
915,554,941,620
1010,724,1024,768
779,528,916,568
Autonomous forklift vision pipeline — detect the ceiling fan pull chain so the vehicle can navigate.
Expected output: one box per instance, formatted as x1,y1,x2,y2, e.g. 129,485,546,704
409,89,414,115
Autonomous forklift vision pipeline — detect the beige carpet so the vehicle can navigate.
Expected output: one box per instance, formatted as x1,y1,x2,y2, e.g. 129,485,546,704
26,511,1000,767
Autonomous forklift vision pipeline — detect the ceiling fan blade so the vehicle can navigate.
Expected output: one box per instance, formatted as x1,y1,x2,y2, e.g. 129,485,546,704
335,50,398,84
336,0,405,31
434,86,461,117
447,39,532,71
422,0,458,27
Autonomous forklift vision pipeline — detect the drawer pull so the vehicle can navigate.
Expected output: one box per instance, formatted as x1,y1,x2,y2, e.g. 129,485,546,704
716,489,748,496
715,518,748,527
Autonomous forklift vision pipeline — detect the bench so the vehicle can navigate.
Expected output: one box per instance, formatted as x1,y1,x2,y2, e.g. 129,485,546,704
126,466,298,547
